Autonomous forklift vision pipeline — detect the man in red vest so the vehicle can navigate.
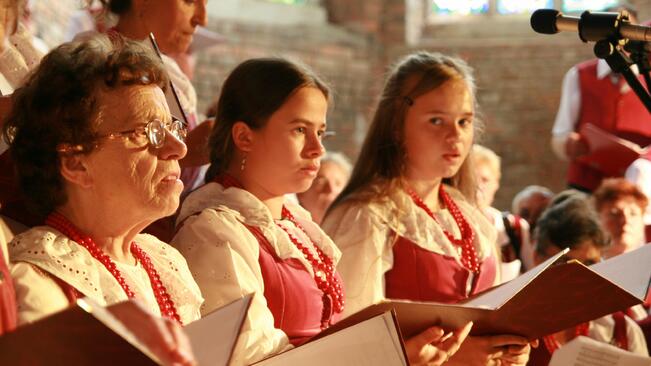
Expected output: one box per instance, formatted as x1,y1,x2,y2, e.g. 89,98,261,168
551,3,651,192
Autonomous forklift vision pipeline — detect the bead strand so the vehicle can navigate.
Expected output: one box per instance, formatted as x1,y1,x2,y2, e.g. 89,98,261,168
405,184,481,273
46,212,181,324
279,207,345,315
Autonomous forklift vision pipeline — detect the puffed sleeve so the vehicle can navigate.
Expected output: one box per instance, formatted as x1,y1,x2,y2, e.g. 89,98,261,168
10,262,69,325
321,202,393,317
171,208,291,365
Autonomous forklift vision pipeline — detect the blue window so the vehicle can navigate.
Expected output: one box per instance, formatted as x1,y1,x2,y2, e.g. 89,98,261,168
562,0,619,13
432,0,490,16
497,0,554,15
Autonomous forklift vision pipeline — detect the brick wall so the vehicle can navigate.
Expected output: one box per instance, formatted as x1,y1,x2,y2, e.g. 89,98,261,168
26,0,651,210
193,21,380,161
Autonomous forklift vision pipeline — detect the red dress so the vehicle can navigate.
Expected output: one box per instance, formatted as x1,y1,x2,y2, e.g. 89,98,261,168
246,224,343,346
385,234,497,303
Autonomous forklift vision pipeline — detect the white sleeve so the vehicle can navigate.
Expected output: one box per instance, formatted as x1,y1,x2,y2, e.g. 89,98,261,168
625,159,651,198
551,66,582,160
171,209,291,365
10,262,70,325
625,315,649,356
322,203,392,317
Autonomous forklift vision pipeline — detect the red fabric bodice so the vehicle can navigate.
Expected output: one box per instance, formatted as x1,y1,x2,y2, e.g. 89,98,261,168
384,235,497,303
568,59,651,191
248,226,343,346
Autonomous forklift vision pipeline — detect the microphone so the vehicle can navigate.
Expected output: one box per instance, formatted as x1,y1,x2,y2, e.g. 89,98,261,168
531,9,651,42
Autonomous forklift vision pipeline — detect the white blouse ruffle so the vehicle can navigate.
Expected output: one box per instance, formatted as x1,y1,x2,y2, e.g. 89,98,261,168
9,226,203,326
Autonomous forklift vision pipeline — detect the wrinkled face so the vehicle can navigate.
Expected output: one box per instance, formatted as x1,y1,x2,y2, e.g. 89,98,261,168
403,79,474,181
142,0,207,55
296,161,349,220
598,197,646,255
246,86,328,197
516,192,551,232
84,85,187,221
476,163,499,208
0,0,19,51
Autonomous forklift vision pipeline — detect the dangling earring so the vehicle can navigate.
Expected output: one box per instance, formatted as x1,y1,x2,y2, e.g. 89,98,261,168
240,155,247,171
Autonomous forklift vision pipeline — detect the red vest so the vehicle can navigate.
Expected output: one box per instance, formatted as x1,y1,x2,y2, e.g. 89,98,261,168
0,250,17,336
384,235,497,303
247,226,343,346
568,60,651,191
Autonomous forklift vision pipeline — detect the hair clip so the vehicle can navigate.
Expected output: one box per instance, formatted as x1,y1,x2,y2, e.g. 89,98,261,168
403,96,414,106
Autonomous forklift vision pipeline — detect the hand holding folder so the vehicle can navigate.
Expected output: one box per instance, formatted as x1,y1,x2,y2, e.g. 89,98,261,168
332,245,651,342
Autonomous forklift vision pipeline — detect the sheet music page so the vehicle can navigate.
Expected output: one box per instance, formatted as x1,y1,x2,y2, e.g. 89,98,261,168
464,249,568,308
590,244,651,300
549,336,651,366
255,311,407,366
184,294,253,366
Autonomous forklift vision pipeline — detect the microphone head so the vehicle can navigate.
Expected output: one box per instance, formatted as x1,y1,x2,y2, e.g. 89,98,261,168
531,9,561,34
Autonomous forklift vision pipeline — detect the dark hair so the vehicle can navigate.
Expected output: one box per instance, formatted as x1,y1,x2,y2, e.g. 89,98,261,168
592,178,648,212
98,0,132,15
3,35,168,216
329,51,481,211
204,58,330,182
535,192,609,255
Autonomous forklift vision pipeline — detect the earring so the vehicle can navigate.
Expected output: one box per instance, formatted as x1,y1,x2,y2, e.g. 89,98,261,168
240,155,247,171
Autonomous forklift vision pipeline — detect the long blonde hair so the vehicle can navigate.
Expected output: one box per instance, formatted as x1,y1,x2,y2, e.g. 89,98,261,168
330,51,482,210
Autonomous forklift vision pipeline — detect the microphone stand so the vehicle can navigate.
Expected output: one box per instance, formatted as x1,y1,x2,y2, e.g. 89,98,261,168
625,40,651,92
580,10,651,113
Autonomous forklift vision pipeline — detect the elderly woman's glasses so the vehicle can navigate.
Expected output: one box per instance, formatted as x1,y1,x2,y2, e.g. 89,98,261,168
58,118,187,153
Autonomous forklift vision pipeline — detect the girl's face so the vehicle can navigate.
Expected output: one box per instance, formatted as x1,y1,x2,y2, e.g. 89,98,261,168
245,86,328,197
403,79,475,182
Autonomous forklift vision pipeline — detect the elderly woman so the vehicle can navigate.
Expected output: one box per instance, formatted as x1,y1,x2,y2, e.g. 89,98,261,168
296,151,352,224
97,0,210,184
3,35,203,332
592,178,648,259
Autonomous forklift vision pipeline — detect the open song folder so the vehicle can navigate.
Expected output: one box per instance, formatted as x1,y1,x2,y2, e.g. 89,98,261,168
549,336,651,366
0,294,253,366
333,245,651,341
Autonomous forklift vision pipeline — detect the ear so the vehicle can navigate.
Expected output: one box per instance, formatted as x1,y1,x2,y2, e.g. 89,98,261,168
231,121,255,153
59,154,94,189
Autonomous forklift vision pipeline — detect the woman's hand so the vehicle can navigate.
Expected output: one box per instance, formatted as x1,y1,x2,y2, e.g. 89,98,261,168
405,322,473,365
107,300,197,366
445,334,531,366
565,132,590,160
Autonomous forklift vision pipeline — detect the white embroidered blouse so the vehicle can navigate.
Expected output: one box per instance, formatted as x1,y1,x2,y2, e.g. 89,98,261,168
321,182,500,317
9,227,203,326
172,182,342,365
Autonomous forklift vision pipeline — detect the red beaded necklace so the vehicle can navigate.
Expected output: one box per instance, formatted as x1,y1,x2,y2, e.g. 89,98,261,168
405,183,481,273
46,212,181,324
542,323,590,354
278,206,345,315
214,174,345,318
